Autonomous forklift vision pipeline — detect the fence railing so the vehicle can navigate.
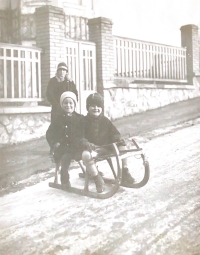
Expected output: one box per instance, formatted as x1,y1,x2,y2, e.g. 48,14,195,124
114,36,187,83
0,43,42,102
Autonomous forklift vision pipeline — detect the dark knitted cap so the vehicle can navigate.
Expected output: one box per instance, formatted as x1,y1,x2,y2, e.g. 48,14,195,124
86,93,104,110
57,62,68,71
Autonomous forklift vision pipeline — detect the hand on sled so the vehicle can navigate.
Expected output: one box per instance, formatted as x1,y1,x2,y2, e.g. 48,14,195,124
117,138,127,147
85,142,98,152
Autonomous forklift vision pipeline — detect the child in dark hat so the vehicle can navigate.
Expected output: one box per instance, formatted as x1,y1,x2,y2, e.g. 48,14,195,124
46,62,78,124
81,93,135,193
46,91,84,186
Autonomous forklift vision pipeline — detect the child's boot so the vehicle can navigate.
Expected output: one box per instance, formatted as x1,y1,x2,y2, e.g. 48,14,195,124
121,167,135,185
60,168,71,188
93,172,105,193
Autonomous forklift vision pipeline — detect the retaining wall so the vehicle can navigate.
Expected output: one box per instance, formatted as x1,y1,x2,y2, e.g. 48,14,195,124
104,77,200,120
0,106,51,145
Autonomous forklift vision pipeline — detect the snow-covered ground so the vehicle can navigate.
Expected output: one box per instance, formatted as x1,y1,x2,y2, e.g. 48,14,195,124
0,123,200,255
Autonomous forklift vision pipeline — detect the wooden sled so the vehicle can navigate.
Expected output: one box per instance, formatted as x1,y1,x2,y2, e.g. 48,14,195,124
49,138,150,199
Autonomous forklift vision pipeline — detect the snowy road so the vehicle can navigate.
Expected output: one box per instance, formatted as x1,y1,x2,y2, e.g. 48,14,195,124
0,124,200,255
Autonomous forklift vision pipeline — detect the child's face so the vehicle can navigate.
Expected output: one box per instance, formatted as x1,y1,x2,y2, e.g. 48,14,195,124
57,68,67,78
88,104,102,117
62,98,75,114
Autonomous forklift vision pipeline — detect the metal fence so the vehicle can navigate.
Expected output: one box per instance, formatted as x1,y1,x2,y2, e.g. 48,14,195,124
0,43,42,102
114,36,187,82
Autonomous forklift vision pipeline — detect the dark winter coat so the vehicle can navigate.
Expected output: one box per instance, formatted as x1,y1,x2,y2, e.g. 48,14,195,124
46,77,78,119
82,114,121,147
46,111,84,162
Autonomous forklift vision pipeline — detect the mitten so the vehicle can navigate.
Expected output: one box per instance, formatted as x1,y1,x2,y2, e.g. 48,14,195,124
52,142,60,155
117,138,126,147
85,142,97,152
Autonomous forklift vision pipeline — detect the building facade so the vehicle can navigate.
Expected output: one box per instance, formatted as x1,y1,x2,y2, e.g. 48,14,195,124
0,0,200,144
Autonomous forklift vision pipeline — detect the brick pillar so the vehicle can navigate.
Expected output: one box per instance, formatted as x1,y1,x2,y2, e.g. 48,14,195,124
88,17,114,96
35,5,66,98
180,24,200,83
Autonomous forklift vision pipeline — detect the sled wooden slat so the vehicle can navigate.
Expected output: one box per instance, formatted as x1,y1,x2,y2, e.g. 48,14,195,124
49,181,120,199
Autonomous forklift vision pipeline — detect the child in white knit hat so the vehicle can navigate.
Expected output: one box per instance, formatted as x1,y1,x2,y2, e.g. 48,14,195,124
46,91,84,186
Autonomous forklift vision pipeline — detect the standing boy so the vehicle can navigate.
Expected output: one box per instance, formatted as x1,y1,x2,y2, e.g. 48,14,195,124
46,62,78,123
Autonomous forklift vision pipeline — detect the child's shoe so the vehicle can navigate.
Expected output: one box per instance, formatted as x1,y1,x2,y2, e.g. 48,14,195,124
93,172,105,193
121,167,135,185
60,168,71,187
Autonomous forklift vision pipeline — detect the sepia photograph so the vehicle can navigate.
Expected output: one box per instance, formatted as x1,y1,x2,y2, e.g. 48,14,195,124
0,0,200,254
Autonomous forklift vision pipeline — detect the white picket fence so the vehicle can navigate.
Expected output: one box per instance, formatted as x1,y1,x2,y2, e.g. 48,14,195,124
0,43,42,102
114,36,187,82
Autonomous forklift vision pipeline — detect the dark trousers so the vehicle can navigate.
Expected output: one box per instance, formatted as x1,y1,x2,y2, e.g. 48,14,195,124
60,153,74,184
60,151,82,184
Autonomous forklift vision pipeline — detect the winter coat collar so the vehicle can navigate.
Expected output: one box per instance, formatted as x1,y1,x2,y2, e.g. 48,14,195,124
55,73,65,82
86,113,103,121
55,73,74,83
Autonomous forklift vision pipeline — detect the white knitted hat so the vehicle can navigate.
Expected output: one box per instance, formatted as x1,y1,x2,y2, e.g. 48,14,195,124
60,91,77,107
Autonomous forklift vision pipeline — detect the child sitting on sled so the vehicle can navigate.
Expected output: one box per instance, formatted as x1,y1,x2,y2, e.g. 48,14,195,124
81,93,135,193
46,91,84,187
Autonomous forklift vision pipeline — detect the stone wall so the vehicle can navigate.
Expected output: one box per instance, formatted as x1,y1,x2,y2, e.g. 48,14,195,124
0,110,50,145
104,77,200,120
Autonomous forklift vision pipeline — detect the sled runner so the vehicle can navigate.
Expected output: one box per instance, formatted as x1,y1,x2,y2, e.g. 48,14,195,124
49,137,150,199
